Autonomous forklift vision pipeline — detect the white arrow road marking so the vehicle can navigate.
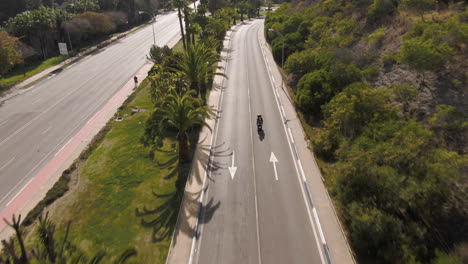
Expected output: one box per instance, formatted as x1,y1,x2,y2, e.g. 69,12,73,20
228,151,237,179
269,152,279,181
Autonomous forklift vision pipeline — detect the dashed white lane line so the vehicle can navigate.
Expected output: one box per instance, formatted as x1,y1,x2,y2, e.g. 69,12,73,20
42,126,52,135
281,105,286,118
0,157,16,170
66,64,73,69
0,120,8,127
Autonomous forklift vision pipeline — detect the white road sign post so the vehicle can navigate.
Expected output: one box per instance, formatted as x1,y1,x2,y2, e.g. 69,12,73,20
58,42,68,55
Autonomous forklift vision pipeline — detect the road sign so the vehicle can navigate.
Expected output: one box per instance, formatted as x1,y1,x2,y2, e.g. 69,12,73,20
58,42,68,55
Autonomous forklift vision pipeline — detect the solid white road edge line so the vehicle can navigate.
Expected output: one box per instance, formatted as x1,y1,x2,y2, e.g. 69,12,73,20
288,127,295,143
6,178,33,207
257,22,327,264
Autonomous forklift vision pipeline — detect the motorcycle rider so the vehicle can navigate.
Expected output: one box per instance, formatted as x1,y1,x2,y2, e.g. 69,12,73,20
257,115,263,128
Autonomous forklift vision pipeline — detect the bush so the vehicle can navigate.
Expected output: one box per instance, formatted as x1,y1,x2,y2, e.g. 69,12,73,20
147,45,173,65
399,37,454,71
364,26,385,47
74,11,115,36
295,70,333,115
380,52,398,67
0,31,23,75
367,0,397,24
104,11,128,31
284,48,319,75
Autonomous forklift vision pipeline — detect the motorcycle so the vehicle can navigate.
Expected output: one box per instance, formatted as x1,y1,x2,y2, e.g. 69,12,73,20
256,115,263,131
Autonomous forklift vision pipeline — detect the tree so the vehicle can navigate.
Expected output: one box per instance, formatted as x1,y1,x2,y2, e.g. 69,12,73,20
400,0,437,21
147,44,173,64
143,87,212,163
74,12,115,36
1,213,137,263
0,0,26,23
399,37,454,73
429,104,468,151
392,84,417,118
6,7,71,59
174,0,188,50
172,41,225,98
64,0,100,13
323,82,399,139
0,31,23,75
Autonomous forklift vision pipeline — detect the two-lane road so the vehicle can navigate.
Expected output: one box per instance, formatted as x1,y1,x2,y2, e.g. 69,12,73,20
192,19,325,264
0,12,181,211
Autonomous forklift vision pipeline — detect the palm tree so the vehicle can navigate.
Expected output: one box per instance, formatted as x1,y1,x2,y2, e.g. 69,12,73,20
1,213,137,263
172,40,225,99
144,88,212,163
174,0,188,50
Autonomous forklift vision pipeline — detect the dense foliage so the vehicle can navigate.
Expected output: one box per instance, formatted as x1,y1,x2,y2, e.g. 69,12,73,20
0,31,23,75
143,2,235,163
266,1,467,263
1,0,158,75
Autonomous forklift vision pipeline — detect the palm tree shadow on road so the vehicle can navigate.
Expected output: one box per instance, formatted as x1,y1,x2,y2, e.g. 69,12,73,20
135,125,231,243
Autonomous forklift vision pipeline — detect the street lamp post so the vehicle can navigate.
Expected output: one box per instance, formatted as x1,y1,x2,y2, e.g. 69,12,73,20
268,28,284,90
138,11,156,46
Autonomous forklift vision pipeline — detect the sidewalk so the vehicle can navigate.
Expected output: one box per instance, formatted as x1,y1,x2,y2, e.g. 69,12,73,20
165,24,236,264
256,24,356,264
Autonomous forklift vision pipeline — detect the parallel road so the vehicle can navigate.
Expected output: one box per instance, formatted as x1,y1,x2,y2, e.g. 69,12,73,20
192,19,325,264
0,12,180,211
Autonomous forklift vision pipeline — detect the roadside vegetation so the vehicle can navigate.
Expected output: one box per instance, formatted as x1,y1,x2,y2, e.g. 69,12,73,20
266,1,467,263
0,0,160,91
1,0,239,262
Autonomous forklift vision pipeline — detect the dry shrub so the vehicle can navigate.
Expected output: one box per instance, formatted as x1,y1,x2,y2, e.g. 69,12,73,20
74,11,115,35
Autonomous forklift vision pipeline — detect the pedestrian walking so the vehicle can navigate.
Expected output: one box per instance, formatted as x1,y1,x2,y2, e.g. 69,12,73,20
134,76,138,86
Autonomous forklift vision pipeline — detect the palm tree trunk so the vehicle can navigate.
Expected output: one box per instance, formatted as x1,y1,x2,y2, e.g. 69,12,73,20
178,132,190,163
183,7,191,47
177,8,186,50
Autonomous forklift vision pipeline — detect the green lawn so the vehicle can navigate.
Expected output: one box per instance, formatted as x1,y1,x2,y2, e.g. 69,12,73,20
45,80,183,262
0,55,68,90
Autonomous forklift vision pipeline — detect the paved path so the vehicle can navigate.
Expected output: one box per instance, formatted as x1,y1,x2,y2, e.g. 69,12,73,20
167,19,355,264
0,12,181,238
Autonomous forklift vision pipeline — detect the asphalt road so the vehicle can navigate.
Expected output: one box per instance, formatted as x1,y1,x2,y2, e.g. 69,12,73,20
0,12,180,211
193,19,325,264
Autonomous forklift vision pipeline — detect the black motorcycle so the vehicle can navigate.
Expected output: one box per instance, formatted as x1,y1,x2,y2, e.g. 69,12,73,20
256,115,263,131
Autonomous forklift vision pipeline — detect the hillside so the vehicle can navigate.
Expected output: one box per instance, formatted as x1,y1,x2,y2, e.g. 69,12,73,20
265,1,467,263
